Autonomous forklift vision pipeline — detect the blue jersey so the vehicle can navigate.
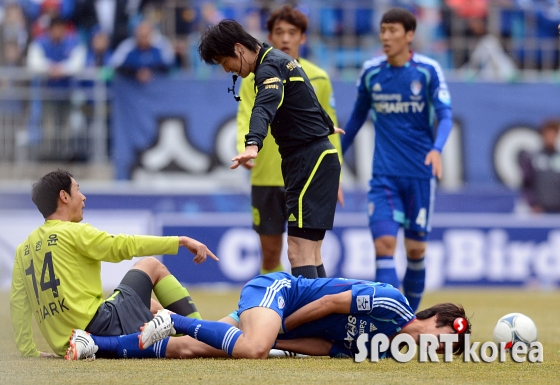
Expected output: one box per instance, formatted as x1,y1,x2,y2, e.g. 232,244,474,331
342,53,452,179
276,281,415,357
237,273,415,358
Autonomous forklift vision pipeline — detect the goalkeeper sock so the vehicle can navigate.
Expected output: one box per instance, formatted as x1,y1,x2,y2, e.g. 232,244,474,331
375,255,400,289
171,314,242,356
154,275,201,319
91,333,169,358
403,257,425,312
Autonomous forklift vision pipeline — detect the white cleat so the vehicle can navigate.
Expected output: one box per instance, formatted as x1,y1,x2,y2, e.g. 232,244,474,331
64,329,98,361
139,309,176,350
268,349,309,358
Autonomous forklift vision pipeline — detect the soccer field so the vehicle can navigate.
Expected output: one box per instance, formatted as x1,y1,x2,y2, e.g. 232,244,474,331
1,288,559,385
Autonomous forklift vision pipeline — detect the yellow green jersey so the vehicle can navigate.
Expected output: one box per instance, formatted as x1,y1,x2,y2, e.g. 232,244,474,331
10,220,178,357
237,57,342,186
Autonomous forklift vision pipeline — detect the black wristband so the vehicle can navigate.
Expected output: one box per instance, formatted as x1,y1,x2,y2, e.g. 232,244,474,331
245,140,260,150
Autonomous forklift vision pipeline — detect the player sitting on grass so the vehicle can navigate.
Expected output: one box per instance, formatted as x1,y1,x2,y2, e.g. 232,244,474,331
10,169,218,359
66,272,470,360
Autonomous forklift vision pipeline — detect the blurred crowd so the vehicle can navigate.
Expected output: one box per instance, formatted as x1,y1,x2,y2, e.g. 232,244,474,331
0,0,558,79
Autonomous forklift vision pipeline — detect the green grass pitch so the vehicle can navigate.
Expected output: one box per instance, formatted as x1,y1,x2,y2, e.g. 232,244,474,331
1,288,559,385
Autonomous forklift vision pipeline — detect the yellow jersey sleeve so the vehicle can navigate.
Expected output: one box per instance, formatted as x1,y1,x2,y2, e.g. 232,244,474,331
71,223,179,263
10,248,41,357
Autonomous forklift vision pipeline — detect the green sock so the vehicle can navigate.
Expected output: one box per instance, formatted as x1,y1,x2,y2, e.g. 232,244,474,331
153,275,201,319
260,263,284,275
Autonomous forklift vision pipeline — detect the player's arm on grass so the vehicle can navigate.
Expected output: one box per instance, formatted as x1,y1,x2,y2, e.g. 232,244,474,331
283,291,352,332
275,337,333,356
10,252,41,357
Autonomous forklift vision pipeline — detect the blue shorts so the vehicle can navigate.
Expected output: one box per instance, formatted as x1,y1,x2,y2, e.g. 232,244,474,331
368,175,436,241
237,273,296,319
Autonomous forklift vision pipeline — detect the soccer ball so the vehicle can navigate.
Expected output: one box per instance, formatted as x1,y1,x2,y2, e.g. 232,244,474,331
493,313,537,349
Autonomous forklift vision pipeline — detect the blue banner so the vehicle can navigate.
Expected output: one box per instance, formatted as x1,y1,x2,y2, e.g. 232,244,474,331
112,75,560,189
161,213,560,288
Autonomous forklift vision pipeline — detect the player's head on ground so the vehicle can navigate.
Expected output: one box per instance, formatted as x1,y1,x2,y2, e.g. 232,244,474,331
379,8,416,62
198,19,260,78
266,5,307,60
416,303,471,355
32,169,86,222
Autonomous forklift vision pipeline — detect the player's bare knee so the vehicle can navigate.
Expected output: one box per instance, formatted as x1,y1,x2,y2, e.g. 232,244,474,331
407,247,426,260
133,257,169,280
374,236,397,255
241,346,270,359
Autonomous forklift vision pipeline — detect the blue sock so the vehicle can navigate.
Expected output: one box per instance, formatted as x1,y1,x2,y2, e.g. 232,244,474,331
170,313,196,334
175,316,242,356
403,257,425,312
375,255,400,289
91,333,169,358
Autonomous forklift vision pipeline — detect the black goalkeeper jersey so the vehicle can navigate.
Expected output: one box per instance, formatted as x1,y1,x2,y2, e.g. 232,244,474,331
245,43,335,158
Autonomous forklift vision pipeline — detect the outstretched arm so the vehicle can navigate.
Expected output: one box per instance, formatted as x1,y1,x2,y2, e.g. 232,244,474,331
178,236,219,264
283,291,352,332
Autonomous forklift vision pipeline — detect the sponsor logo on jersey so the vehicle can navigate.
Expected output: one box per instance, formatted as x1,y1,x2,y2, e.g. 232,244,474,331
410,80,422,96
372,93,401,101
357,295,371,311
374,101,425,114
277,296,285,309
263,77,281,85
288,213,297,222
438,89,451,105
286,60,301,71
373,83,382,92
370,323,377,332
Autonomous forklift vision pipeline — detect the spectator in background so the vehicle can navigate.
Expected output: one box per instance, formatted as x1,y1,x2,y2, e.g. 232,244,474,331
73,0,131,51
26,17,86,149
20,0,76,38
27,16,86,86
1,2,28,63
110,20,174,83
519,120,560,213
86,29,112,68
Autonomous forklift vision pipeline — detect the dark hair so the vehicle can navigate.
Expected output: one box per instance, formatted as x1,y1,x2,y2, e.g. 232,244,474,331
266,5,308,34
416,303,471,356
198,19,260,64
380,8,417,32
32,169,74,218
49,16,66,29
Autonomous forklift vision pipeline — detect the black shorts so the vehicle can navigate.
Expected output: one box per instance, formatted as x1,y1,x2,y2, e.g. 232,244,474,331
86,269,153,339
251,186,287,235
281,138,340,232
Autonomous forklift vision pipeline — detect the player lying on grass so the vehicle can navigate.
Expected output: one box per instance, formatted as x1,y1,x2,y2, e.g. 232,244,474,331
66,272,470,360
10,169,218,358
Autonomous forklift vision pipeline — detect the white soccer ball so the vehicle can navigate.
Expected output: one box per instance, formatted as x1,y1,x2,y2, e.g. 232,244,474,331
493,313,537,349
